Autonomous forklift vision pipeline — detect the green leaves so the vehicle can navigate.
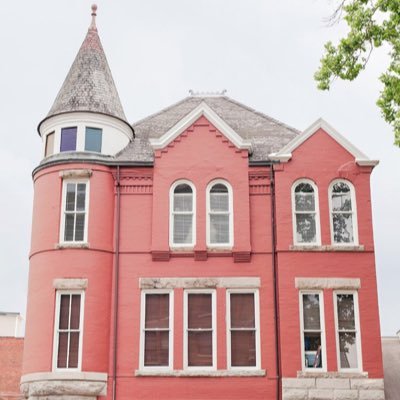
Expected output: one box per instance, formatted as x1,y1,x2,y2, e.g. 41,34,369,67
316,0,400,146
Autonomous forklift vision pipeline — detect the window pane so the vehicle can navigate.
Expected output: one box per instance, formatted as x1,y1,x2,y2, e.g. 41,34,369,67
74,214,85,241
188,294,212,329
174,184,192,194
85,127,102,152
173,214,193,244
174,194,192,212
210,184,228,193
210,193,229,212
337,294,355,330
76,184,86,211
64,214,75,241
295,183,314,194
210,214,229,244
188,331,213,366
59,295,70,330
145,294,169,329
144,331,169,366
296,214,316,243
230,293,255,328
333,213,354,243
304,332,322,368
45,132,55,157
57,332,68,368
339,332,358,369
231,331,256,367
65,184,76,211
332,182,352,211
70,295,81,330
60,127,77,152
303,294,321,330
68,332,80,368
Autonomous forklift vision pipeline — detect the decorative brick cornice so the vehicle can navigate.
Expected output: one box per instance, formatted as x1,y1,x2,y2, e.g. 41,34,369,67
114,172,153,194
249,171,270,195
233,251,252,263
151,250,170,261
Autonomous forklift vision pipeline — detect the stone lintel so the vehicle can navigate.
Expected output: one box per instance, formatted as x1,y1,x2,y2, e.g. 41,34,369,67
59,169,92,179
139,277,261,289
295,278,361,290
53,279,88,290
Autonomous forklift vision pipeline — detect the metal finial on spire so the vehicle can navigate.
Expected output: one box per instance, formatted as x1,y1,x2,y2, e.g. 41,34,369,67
90,4,97,30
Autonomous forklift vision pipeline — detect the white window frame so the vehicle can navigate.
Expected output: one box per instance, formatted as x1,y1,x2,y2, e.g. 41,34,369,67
183,289,216,370
59,179,90,244
206,179,233,248
328,179,359,246
139,289,174,371
291,179,321,246
52,289,85,371
299,290,327,372
333,290,363,372
169,180,196,248
226,289,260,370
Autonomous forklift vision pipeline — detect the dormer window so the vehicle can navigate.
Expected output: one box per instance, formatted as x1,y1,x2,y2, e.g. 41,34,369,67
85,127,102,153
60,127,77,152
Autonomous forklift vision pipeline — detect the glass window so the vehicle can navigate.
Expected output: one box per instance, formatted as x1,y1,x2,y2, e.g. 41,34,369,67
54,291,83,369
60,127,77,152
45,131,55,157
293,181,320,245
85,127,102,153
171,182,194,246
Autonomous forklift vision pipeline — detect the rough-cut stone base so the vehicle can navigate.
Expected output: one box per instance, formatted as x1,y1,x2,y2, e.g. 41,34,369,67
20,372,107,400
282,376,384,400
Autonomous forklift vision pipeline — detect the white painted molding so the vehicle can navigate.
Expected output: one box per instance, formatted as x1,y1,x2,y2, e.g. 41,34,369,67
268,118,379,166
59,169,93,179
295,277,361,290
135,369,265,377
53,278,88,290
139,277,260,289
149,101,252,152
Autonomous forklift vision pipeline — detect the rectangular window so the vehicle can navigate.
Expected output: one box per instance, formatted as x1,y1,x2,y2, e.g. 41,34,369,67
300,292,326,370
53,291,84,370
227,290,260,369
334,292,361,371
85,127,102,153
60,127,77,152
61,181,88,243
45,131,55,157
184,291,216,369
141,291,173,369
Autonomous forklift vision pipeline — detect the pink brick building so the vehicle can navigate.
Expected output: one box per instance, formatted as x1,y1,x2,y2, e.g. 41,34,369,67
21,6,385,400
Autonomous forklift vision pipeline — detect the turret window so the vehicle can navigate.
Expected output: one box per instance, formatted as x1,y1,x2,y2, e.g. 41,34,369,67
45,131,55,157
85,127,102,153
60,127,77,152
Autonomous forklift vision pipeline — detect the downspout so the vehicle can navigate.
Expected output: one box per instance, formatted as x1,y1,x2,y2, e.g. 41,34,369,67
270,164,282,400
112,165,121,400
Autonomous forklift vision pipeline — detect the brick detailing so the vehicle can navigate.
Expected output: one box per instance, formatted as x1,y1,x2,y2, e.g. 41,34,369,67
249,170,271,195
115,172,153,195
282,378,385,400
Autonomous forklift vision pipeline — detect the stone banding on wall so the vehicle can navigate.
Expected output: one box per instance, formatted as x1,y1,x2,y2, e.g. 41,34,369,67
295,277,361,290
53,278,88,290
139,277,261,289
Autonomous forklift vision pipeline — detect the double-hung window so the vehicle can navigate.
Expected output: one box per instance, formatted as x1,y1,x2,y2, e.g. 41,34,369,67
329,180,358,245
334,291,362,371
60,180,89,243
170,181,195,247
184,290,216,369
227,290,260,369
207,180,233,247
141,291,173,369
300,291,326,370
53,291,84,370
292,180,320,245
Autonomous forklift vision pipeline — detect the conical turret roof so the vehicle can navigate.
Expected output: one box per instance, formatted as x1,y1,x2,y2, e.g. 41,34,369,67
45,5,127,123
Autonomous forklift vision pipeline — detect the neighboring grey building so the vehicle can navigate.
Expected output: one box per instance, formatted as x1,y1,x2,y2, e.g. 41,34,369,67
382,332,400,400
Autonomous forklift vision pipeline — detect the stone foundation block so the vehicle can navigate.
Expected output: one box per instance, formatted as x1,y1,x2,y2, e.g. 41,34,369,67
282,388,308,400
351,379,384,390
309,389,334,400
359,390,385,400
333,389,359,400
282,378,316,389
316,378,350,389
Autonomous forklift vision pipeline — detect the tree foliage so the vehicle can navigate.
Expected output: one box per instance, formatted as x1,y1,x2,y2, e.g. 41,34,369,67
315,0,400,146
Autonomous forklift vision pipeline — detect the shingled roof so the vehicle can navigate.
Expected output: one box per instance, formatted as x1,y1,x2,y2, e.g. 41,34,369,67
44,6,127,124
116,95,300,162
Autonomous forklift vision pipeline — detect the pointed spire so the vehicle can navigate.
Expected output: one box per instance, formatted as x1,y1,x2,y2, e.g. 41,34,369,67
44,5,128,123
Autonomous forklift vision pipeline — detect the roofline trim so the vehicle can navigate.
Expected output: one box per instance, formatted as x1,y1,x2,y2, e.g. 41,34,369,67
268,118,379,167
148,101,253,152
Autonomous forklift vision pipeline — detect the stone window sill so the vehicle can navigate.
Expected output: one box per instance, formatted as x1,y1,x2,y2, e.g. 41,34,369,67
297,371,368,378
56,242,90,249
290,245,364,252
135,369,266,377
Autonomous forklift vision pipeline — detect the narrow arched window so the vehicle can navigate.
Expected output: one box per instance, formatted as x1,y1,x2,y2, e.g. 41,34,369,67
170,181,195,247
329,180,358,244
207,181,233,247
292,180,320,245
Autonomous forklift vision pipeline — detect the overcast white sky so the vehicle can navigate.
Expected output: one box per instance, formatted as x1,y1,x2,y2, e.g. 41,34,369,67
0,1,398,335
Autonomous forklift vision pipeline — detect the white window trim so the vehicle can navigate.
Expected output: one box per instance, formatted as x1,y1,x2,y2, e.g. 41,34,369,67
299,290,327,372
59,179,90,245
139,289,174,371
206,179,234,248
183,289,217,371
291,179,321,246
333,290,363,372
328,179,359,246
52,289,85,372
169,180,196,249
226,289,261,370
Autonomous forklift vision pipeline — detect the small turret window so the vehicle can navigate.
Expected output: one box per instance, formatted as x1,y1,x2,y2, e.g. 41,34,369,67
85,127,102,153
45,131,55,157
60,127,77,152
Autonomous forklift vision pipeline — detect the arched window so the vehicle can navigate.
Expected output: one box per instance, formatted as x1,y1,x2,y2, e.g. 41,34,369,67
292,180,321,245
329,180,358,245
207,180,233,247
170,181,195,247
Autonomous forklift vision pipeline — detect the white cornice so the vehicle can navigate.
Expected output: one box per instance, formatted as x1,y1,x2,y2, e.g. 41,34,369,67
269,118,379,167
149,101,252,152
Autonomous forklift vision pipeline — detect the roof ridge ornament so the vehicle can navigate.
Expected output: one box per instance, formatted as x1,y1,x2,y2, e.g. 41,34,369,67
89,4,97,30
189,89,227,97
